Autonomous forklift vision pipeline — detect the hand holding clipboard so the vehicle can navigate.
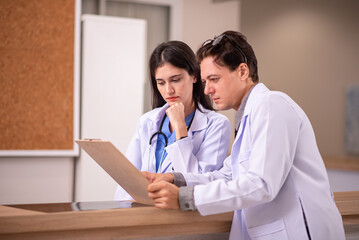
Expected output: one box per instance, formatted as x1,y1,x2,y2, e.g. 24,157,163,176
76,139,154,205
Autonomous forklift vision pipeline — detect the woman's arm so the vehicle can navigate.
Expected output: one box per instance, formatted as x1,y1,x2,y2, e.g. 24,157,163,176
166,112,231,173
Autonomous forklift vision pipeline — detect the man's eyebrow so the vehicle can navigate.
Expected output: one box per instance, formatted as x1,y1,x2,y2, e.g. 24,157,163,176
205,74,220,79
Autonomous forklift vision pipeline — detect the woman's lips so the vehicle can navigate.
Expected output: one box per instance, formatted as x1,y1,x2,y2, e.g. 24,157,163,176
167,97,178,101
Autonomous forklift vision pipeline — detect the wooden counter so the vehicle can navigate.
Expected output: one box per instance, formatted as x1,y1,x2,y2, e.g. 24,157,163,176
0,192,358,240
334,191,359,238
0,202,232,240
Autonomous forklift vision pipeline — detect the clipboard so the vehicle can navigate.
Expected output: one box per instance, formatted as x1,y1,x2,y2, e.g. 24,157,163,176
75,139,153,205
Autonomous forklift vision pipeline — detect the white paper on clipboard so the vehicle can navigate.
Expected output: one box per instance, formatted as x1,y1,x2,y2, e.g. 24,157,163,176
76,139,153,205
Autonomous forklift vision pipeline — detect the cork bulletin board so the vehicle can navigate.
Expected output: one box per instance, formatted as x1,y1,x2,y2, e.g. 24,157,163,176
0,0,81,156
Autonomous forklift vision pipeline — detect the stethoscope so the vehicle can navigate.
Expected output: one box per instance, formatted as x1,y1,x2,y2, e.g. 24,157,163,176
147,110,196,173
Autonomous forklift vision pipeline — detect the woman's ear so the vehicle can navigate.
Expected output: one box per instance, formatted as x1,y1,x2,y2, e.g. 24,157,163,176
192,75,197,83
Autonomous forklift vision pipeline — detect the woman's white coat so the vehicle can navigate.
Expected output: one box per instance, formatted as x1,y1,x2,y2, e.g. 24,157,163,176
115,103,231,200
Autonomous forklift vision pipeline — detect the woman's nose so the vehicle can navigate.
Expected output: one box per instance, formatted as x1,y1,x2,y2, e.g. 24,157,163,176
166,83,174,94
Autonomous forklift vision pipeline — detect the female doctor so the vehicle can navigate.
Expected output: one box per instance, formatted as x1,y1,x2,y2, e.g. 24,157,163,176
145,31,345,239
114,41,231,200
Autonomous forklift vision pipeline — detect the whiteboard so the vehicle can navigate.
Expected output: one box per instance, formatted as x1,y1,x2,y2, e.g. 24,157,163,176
75,15,147,201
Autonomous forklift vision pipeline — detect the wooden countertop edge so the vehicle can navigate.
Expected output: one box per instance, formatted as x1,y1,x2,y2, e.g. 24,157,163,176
0,191,357,234
0,205,45,217
0,207,233,234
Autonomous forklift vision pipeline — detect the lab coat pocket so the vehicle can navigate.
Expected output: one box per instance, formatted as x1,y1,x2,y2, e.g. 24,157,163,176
247,219,289,240
297,194,311,239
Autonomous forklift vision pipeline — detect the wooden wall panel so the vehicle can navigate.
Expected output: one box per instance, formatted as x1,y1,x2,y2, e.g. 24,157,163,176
0,0,76,152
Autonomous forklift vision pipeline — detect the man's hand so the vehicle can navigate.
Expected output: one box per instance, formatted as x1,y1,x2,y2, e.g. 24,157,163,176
142,172,174,183
148,181,179,209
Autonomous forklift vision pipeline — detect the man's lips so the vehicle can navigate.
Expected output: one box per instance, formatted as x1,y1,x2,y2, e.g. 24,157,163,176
212,97,220,103
166,97,179,101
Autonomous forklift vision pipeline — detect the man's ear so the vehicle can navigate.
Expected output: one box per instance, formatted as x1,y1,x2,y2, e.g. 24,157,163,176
192,75,197,83
237,63,249,80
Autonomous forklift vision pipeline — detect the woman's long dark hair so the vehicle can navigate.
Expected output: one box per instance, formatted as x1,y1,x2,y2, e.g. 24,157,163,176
149,41,213,111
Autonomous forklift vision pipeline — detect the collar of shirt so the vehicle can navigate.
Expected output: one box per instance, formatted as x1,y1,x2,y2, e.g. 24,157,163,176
234,85,256,137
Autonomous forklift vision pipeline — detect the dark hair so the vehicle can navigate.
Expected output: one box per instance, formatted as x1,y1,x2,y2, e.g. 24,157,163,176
149,41,213,111
197,31,259,82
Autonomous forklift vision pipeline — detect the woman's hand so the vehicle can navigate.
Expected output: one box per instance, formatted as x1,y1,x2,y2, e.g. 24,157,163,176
142,172,174,183
166,103,188,140
148,180,180,209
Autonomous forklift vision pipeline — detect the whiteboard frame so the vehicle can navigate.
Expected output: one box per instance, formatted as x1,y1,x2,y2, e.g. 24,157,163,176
0,0,81,157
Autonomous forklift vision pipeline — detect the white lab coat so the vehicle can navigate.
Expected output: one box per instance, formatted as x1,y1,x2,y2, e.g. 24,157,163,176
114,103,231,200
183,83,345,240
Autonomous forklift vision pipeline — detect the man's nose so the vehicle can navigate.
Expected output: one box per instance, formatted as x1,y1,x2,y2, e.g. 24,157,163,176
204,81,211,95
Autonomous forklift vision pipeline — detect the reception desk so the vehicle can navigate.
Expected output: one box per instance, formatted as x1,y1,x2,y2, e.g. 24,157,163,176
0,192,358,239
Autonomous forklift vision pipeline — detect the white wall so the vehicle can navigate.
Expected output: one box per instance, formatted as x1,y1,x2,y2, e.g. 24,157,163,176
241,0,359,192
327,169,359,192
181,0,241,143
182,0,241,51
0,158,73,204
241,0,359,157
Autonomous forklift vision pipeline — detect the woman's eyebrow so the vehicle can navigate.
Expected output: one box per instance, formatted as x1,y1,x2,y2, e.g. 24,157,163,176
169,74,182,79
156,73,182,81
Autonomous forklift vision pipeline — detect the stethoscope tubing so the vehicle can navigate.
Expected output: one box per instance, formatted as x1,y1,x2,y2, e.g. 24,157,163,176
147,109,196,173
148,109,196,147
148,113,168,147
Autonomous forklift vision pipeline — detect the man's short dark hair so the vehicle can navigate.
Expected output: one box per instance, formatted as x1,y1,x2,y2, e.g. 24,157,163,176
197,31,259,82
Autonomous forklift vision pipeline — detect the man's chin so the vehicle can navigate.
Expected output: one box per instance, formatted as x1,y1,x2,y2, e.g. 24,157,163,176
213,102,222,110
214,103,231,111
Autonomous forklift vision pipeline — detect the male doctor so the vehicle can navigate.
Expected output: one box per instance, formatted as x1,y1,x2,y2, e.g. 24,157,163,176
144,31,345,240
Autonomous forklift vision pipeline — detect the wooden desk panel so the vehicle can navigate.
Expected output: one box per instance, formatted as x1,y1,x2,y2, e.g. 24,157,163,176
0,192,358,240
334,191,359,215
0,204,232,240
335,192,359,238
